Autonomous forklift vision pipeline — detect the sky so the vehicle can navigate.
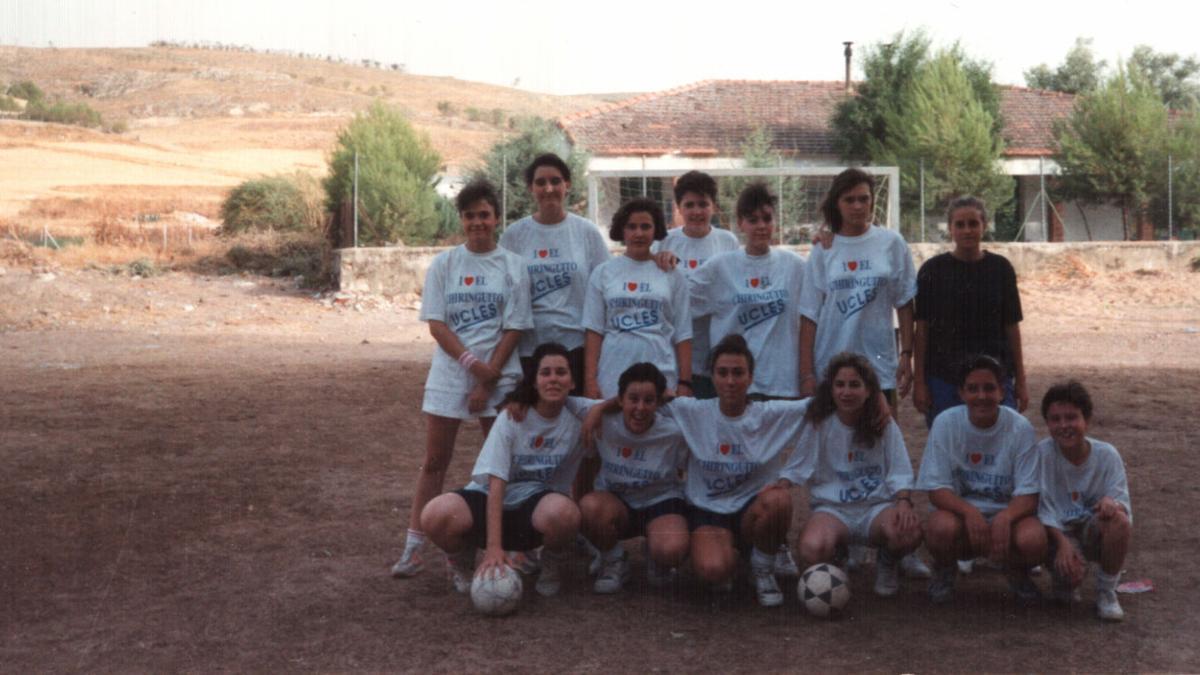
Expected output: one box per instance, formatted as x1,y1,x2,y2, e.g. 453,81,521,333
2,0,1196,95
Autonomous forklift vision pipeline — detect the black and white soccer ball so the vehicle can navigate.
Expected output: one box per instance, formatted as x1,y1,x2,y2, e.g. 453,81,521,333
470,565,523,616
798,563,850,618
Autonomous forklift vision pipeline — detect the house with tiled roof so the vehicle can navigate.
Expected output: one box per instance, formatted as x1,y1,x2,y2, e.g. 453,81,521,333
560,80,1123,241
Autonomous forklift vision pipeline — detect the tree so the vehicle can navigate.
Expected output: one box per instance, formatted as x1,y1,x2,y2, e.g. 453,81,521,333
870,51,1011,234
714,127,809,240
1055,64,1171,240
1024,37,1106,95
832,30,931,161
471,116,588,224
323,102,442,245
1128,45,1200,109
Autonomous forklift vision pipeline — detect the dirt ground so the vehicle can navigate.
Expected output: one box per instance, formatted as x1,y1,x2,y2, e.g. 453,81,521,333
2,258,1199,672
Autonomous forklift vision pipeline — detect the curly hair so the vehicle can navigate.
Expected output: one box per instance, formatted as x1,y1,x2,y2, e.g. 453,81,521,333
673,170,718,205
1041,380,1094,421
609,197,667,242
455,179,500,216
735,181,777,221
618,362,667,399
804,352,884,447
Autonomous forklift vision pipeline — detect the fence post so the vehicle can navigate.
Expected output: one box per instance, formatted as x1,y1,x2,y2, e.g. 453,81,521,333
919,158,925,243
1168,154,1174,240
353,150,359,248
501,154,508,230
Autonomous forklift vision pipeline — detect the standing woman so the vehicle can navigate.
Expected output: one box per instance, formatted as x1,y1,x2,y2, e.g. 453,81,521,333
799,168,917,404
392,180,533,578
420,343,586,596
500,153,609,392
582,198,693,399
913,196,1027,428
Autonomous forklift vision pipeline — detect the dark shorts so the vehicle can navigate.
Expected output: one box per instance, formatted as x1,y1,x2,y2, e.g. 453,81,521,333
747,393,802,402
455,488,553,551
692,374,717,400
521,347,586,396
616,496,688,540
687,500,754,542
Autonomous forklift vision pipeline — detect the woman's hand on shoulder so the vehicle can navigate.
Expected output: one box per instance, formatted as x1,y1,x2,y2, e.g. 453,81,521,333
653,250,679,272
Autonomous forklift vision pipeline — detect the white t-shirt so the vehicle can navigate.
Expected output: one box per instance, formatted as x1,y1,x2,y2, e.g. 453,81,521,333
916,405,1039,516
799,225,916,390
420,245,533,395
581,255,692,397
688,248,807,397
1036,437,1132,530
782,417,912,510
664,397,810,514
567,398,689,509
653,227,741,376
464,408,585,507
499,213,609,356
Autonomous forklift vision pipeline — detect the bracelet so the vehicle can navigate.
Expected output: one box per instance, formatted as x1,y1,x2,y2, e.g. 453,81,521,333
676,379,692,388
458,351,479,369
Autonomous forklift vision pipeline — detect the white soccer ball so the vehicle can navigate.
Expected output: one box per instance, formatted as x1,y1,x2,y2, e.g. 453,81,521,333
470,565,523,616
798,563,850,618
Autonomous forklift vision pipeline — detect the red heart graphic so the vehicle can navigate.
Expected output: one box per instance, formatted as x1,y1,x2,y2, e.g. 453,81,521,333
750,278,760,288
538,249,549,258
688,259,698,269
534,436,544,448
970,453,982,464
621,447,632,458
848,261,858,271
464,276,474,286
848,452,855,462
719,444,731,455
627,282,638,292
1071,491,1080,501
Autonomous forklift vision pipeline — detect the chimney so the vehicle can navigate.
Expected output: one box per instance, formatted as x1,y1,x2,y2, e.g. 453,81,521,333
843,42,853,92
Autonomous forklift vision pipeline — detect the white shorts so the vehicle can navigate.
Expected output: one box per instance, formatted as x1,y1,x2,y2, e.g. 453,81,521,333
421,382,513,420
814,501,893,545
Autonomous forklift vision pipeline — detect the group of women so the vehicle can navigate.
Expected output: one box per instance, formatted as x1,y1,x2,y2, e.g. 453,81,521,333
391,156,1133,621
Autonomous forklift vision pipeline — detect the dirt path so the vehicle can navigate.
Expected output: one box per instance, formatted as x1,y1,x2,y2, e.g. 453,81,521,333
1,263,1198,671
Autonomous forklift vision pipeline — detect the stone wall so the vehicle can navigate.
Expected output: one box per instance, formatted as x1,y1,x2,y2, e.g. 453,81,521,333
334,241,1200,296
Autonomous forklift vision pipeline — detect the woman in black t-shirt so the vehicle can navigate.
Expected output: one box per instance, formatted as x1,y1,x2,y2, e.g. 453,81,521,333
913,196,1028,427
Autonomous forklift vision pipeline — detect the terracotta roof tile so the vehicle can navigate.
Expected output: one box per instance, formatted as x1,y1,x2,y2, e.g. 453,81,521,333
560,80,1079,159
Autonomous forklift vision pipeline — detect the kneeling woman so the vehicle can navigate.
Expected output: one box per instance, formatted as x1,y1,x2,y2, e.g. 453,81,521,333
575,363,690,593
779,353,921,597
421,343,586,597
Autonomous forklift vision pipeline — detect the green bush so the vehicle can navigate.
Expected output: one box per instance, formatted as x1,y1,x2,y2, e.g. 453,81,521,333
6,80,44,102
472,116,589,224
323,102,442,245
221,173,323,234
0,95,19,112
437,100,455,116
21,99,103,128
222,232,330,287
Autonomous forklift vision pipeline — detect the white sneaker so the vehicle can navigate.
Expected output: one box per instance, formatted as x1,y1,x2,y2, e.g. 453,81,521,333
753,567,784,607
929,565,957,604
957,558,975,574
536,549,565,597
846,544,867,573
774,546,801,577
445,549,475,594
874,550,900,597
593,553,630,594
577,535,603,576
391,548,424,578
900,553,932,579
1096,588,1125,621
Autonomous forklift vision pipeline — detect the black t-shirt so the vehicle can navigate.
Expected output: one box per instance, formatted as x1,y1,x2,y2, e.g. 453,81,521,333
915,251,1023,382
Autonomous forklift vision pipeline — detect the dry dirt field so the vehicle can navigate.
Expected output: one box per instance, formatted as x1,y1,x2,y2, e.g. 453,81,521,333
2,254,1199,672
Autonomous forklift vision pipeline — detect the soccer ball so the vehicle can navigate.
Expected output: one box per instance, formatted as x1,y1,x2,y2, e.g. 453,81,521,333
470,565,523,616
798,563,850,618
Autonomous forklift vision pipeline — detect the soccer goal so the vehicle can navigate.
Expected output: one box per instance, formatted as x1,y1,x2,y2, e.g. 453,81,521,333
585,165,900,245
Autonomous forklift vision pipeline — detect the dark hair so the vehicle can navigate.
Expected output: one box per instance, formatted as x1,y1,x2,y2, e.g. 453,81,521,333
674,170,718,205
946,195,989,227
804,352,884,447
709,333,755,375
820,168,876,233
502,342,572,408
610,197,668,242
1041,380,1094,421
617,362,667,399
455,179,500,216
957,354,1005,388
736,181,777,221
524,153,571,187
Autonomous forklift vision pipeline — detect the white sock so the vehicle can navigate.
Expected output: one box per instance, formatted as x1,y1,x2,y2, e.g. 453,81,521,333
403,528,426,555
750,547,774,572
1096,568,1121,592
603,544,624,562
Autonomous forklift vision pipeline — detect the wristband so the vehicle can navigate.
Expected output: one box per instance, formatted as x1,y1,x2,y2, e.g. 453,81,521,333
458,351,479,369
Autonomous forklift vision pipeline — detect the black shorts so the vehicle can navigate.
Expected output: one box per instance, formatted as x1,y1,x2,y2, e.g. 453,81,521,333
687,500,754,541
520,347,586,396
455,488,553,551
617,496,688,540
